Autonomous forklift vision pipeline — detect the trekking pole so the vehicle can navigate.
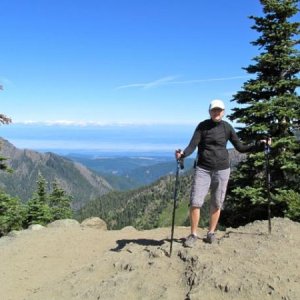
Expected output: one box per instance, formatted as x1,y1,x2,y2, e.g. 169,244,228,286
264,137,272,234
169,154,184,257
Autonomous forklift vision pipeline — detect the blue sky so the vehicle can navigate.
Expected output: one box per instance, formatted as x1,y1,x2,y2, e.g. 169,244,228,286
0,0,264,126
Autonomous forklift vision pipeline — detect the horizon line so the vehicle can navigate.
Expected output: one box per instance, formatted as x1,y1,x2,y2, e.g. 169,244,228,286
11,120,198,127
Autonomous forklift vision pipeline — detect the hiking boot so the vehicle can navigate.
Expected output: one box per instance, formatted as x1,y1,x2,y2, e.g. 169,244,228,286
183,234,198,248
204,232,215,244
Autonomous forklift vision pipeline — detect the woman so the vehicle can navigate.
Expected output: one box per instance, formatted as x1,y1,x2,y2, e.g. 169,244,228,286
176,99,267,247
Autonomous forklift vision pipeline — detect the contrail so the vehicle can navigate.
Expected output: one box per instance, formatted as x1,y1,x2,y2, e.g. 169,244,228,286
116,76,178,90
170,75,251,84
116,75,251,90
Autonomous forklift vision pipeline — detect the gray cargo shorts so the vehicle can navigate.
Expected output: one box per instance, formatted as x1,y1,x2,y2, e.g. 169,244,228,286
190,167,230,209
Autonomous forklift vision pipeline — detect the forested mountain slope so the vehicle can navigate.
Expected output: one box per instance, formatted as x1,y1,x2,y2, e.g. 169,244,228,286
77,169,218,230
77,149,246,229
0,138,112,209
77,172,190,229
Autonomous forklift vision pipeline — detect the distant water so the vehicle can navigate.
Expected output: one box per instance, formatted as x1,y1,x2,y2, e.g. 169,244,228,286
0,123,196,156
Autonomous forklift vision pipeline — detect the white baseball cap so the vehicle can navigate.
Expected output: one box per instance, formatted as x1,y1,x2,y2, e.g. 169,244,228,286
209,99,225,110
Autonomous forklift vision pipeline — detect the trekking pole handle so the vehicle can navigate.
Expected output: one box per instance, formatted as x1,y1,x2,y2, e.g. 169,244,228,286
260,137,271,153
175,149,185,170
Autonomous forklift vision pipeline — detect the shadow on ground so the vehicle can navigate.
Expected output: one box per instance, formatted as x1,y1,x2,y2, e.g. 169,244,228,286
110,238,185,252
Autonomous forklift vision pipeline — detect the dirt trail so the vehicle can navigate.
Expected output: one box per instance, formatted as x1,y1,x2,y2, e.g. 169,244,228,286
0,218,299,300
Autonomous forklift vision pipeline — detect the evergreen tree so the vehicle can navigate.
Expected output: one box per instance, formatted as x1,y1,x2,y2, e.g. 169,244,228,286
0,113,12,172
0,113,18,235
0,191,25,236
0,114,11,125
25,173,52,226
0,151,12,173
49,180,73,220
223,0,300,226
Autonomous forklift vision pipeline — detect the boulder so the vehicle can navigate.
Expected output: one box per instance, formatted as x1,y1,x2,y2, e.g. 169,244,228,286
7,230,23,237
28,224,45,231
81,217,107,230
47,219,80,228
121,226,138,232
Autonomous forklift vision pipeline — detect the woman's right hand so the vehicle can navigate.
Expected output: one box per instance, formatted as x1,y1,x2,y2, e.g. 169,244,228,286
175,149,184,160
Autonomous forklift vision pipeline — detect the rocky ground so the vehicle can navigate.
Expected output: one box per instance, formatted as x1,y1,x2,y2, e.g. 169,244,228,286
0,217,299,300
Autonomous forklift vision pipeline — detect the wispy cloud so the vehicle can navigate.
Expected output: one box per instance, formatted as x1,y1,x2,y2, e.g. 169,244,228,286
116,75,251,90
116,76,178,90
0,77,14,89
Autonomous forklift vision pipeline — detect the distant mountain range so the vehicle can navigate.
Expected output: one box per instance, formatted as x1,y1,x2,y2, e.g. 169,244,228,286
0,136,246,218
66,149,245,190
0,138,112,209
65,154,194,190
